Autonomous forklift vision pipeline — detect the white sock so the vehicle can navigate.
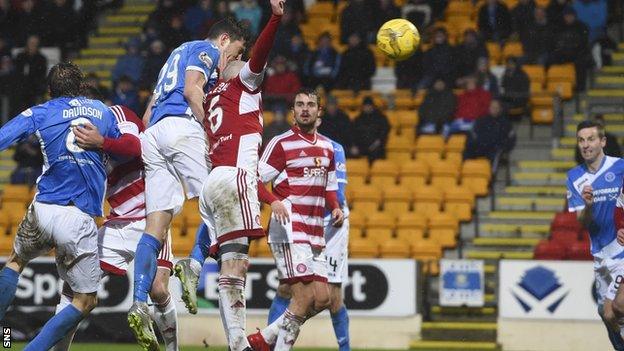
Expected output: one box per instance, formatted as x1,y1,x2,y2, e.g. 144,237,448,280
53,293,78,351
190,259,202,276
261,314,284,345
275,309,305,350
152,295,179,351
218,275,250,351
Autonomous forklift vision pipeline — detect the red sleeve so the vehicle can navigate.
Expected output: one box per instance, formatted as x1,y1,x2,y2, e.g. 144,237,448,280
258,180,279,204
325,191,339,211
616,206,624,230
103,134,141,158
249,14,282,73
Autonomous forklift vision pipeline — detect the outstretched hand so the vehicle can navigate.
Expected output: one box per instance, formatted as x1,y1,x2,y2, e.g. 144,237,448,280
270,0,285,16
74,123,104,150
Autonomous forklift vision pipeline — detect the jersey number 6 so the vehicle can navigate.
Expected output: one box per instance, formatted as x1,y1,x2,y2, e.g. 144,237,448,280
65,117,91,153
206,95,223,133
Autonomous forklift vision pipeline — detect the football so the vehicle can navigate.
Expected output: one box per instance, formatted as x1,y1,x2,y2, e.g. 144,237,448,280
376,18,420,61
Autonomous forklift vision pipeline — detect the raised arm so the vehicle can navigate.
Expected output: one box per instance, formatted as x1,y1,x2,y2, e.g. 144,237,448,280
183,70,207,122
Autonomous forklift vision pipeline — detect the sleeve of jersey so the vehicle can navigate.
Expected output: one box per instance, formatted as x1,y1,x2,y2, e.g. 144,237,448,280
187,43,219,83
566,176,585,212
258,180,279,204
259,140,285,183
326,152,339,192
0,108,37,150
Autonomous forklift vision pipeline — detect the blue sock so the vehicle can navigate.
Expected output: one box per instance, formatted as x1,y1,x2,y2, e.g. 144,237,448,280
331,306,350,351
268,295,289,324
133,234,161,302
0,267,19,321
24,304,82,351
190,223,211,266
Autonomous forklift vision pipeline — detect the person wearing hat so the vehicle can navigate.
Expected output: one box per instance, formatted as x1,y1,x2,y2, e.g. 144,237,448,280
318,95,353,150
112,38,144,86
351,96,390,161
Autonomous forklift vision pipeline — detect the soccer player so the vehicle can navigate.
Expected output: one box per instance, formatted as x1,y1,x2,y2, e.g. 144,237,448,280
0,62,121,350
129,19,247,350
248,89,344,350
53,103,179,351
567,120,624,349
172,2,285,349
266,131,351,351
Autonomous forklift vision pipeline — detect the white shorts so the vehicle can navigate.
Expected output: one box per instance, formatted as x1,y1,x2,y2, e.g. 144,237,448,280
14,201,100,294
98,218,174,275
200,167,264,247
324,216,349,284
594,257,624,304
142,116,209,215
270,243,328,284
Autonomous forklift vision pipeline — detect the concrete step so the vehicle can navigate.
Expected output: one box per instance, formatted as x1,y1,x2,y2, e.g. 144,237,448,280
80,48,125,57
118,4,155,14
480,223,550,237
511,172,566,186
472,237,540,247
496,196,563,212
487,211,555,220
410,340,500,350
550,148,574,160
104,14,148,24
465,250,533,260
594,76,624,88
98,26,142,36
516,160,575,172
504,186,566,196
89,36,129,48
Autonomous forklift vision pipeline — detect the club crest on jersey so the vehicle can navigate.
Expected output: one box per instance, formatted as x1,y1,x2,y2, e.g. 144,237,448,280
296,264,307,273
605,172,616,182
199,52,213,68
314,157,322,167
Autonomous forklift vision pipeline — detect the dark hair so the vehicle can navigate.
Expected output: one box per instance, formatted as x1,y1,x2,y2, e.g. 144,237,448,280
80,84,104,100
47,62,83,98
293,88,321,107
577,120,606,139
206,17,248,43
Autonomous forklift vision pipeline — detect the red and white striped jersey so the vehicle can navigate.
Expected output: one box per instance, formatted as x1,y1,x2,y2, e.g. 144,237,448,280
105,105,146,222
259,127,338,247
204,62,264,174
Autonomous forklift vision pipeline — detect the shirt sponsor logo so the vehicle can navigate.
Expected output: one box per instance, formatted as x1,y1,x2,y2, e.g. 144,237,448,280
605,172,616,182
199,52,213,68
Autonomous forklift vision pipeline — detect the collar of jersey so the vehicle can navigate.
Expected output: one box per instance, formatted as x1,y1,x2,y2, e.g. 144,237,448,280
583,155,607,175
292,126,317,144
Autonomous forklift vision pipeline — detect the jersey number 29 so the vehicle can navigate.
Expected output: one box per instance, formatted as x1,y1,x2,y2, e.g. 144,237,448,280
153,53,181,101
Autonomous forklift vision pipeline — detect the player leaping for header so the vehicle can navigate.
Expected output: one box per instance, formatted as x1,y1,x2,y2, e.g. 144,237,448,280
129,19,247,351
172,2,287,350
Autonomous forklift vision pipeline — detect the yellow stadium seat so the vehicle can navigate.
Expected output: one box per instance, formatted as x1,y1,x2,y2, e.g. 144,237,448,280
461,159,491,196
446,1,473,17
383,186,412,214
411,240,442,275
399,160,429,189
329,89,354,99
398,112,419,130
350,185,382,213
172,227,195,255
0,229,13,254
445,134,467,154
386,140,414,162
1,184,31,202
413,186,443,218
547,64,576,86
349,210,367,230
397,212,427,231
350,226,364,239
350,239,379,258
262,111,274,125
445,152,463,166
5,207,26,227
547,81,573,100
254,237,273,258
261,205,271,230
346,159,369,178
185,211,203,228
486,42,501,64
367,228,395,245
531,107,554,125
396,228,424,244
369,160,400,188
367,211,396,229
502,42,523,61
523,65,545,84
415,135,444,166
530,82,544,93
428,212,459,248
0,212,9,227
429,160,461,191
379,239,411,258
348,175,367,188
530,92,554,107
444,186,475,221
394,96,417,110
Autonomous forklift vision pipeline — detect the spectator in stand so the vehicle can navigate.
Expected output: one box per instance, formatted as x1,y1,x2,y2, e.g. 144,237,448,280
280,34,309,79
395,47,423,90
304,32,340,91
112,39,144,86
10,135,43,186
573,0,607,45
500,57,530,112
547,0,570,27
418,79,456,134
0,55,16,118
444,75,492,137
521,6,554,65
43,0,79,53
14,0,41,47
147,0,182,34
464,99,513,162
402,0,432,29
199,0,234,37
336,33,376,92
340,0,376,44
184,0,213,39
235,0,262,36
139,23,161,54
162,15,191,50
474,57,499,96
551,6,591,91
84,73,111,105
477,0,512,42
111,75,140,113
418,27,456,89
264,55,302,109
0,37,9,58
283,0,306,22
0,0,14,44
511,0,536,35
13,35,46,113
574,115,621,164
376,0,401,28
273,9,302,58
139,39,168,90
351,97,390,161
318,95,353,150
416,79,457,134
455,29,489,81
263,107,290,146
